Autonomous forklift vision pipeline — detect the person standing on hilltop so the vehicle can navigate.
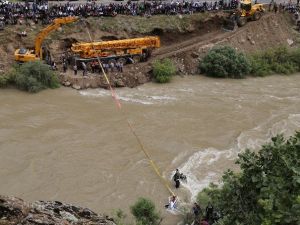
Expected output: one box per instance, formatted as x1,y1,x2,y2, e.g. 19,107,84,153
274,2,278,13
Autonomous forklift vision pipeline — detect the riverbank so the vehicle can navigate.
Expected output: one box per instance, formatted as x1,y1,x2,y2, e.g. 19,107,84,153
1,11,299,90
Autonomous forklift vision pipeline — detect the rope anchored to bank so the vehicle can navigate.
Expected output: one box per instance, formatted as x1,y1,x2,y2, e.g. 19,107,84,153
83,21,175,197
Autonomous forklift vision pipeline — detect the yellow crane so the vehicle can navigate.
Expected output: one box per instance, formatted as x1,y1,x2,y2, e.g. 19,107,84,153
71,36,160,64
14,16,78,62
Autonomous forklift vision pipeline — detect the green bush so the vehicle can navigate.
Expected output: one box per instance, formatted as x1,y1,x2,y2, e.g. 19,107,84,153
130,197,161,225
153,58,176,83
196,191,211,208
199,46,251,79
181,206,195,225
249,47,299,76
7,61,60,93
0,74,10,87
200,132,300,225
112,209,127,225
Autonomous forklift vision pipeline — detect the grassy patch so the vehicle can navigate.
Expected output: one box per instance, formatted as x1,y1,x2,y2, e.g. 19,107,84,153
200,46,300,78
153,58,176,83
249,47,300,76
93,13,207,33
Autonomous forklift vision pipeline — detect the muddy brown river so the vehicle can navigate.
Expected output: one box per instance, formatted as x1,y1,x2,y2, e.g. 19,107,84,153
0,75,300,224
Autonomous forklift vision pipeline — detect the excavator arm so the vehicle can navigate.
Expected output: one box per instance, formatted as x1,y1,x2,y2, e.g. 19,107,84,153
34,16,79,59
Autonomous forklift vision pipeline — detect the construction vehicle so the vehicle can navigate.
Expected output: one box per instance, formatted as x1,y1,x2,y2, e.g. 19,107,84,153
224,0,265,30
14,16,78,62
70,36,160,65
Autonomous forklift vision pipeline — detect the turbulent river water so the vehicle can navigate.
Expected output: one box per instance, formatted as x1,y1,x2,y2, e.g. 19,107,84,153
1,75,300,223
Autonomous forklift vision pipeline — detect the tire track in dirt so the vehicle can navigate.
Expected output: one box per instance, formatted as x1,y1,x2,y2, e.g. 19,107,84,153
149,13,275,62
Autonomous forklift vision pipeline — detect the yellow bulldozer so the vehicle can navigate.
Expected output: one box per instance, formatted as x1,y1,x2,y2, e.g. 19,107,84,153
14,16,79,62
224,0,265,30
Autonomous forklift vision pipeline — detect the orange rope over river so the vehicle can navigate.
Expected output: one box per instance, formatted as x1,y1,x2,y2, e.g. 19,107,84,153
83,21,176,197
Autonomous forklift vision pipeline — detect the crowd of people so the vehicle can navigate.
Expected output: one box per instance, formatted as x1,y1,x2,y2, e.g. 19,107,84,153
0,0,297,27
0,0,240,25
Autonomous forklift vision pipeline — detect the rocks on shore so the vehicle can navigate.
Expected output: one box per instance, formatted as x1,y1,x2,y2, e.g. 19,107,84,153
0,195,116,225
58,65,152,90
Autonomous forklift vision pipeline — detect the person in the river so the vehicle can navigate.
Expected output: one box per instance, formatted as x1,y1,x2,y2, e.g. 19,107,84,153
173,169,181,188
165,195,177,210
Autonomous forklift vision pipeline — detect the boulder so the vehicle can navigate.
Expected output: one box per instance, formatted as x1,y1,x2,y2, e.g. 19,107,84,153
72,84,81,90
0,195,116,225
64,81,71,87
115,79,125,87
287,39,294,46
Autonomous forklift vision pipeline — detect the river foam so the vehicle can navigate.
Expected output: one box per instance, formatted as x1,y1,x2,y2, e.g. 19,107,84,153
177,113,300,201
79,87,177,105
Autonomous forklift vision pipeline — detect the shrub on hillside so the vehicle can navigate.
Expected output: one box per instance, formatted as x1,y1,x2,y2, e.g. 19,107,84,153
199,46,251,79
130,197,161,225
112,209,127,225
153,58,176,83
199,132,300,225
249,47,299,76
0,74,10,87
7,61,60,93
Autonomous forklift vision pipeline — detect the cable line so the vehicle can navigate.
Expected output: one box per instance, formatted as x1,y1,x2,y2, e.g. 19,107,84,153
82,20,175,197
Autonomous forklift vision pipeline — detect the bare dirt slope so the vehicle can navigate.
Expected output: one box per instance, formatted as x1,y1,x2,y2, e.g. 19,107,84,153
0,12,298,88
156,13,299,74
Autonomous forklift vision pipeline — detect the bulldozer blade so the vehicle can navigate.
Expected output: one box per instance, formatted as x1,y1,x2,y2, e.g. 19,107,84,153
223,19,237,31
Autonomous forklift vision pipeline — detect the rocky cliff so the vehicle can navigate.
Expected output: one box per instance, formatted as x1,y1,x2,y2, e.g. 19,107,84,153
0,195,116,225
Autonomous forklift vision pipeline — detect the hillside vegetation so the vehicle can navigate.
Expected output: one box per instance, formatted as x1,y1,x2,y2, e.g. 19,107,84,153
198,133,300,225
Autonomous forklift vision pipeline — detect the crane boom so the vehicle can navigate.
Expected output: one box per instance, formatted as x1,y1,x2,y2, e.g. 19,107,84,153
71,36,160,61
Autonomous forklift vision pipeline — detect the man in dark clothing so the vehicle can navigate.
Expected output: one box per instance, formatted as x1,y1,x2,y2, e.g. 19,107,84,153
73,64,78,76
274,2,278,13
192,202,202,221
206,202,214,223
173,169,181,188
82,62,87,76
63,61,67,73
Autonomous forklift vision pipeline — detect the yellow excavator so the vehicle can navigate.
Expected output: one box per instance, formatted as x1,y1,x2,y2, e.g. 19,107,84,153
224,0,265,30
14,16,78,62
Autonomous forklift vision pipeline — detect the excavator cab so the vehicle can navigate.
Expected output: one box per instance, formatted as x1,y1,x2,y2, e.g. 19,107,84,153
14,48,37,62
14,16,79,63
240,2,252,12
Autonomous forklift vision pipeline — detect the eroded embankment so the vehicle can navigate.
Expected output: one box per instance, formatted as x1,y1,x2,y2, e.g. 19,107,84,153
0,195,115,225
0,12,298,89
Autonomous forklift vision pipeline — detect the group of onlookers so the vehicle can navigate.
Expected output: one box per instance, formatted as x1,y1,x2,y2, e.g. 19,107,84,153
0,0,299,26
0,0,240,25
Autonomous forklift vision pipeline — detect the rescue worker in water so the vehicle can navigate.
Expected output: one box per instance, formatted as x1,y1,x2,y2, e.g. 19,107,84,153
173,169,181,188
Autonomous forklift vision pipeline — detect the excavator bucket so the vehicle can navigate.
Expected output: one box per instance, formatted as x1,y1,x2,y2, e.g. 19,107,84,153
223,14,237,31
